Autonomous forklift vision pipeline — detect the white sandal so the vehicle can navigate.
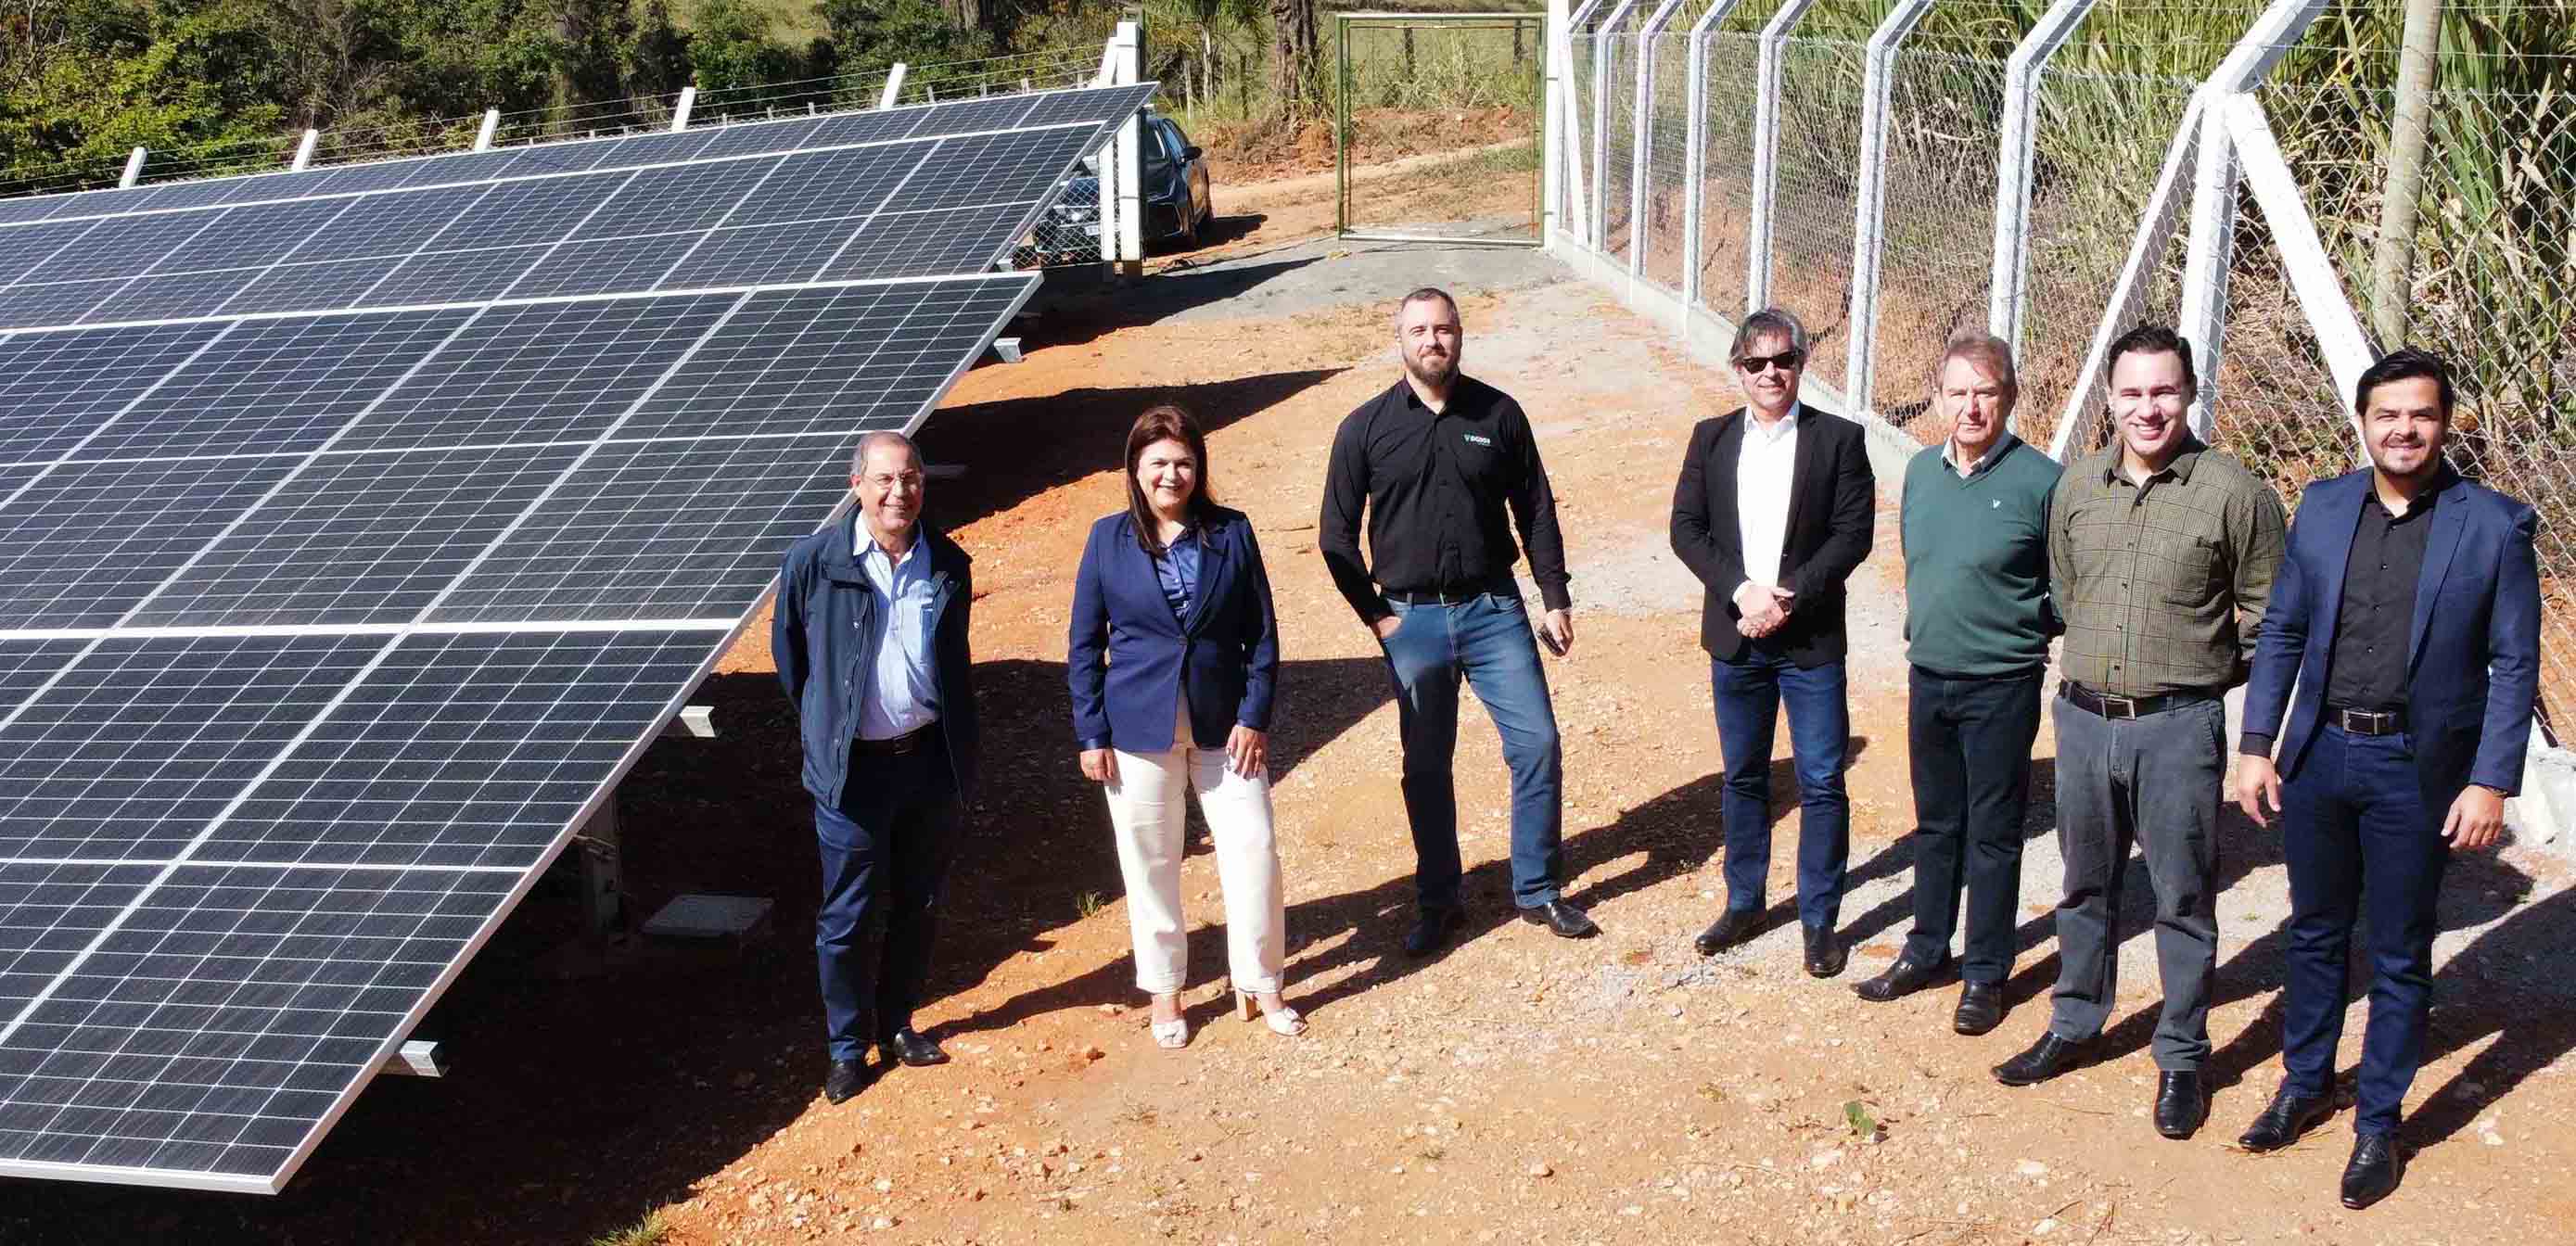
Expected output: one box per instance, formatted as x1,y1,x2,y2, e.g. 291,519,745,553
1149,994,1189,1049
1237,989,1307,1037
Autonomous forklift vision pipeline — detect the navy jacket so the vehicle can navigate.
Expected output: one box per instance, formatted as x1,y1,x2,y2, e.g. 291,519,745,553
2243,468,2540,800
1068,506,1281,753
774,515,980,807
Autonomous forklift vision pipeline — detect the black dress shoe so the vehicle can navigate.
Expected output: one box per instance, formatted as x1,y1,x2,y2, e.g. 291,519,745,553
1952,981,2005,1036
2153,1070,2207,1139
1519,899,1599,939
2340,1132,2403,1209
1802,923,1846,979
1693,909,1760,957
881,1028,950,1067
1403,907,1466,957
1853,954,1954,1001
1993,1032,2091,1087
2237,1086,2334,1152
823,1058,872,1105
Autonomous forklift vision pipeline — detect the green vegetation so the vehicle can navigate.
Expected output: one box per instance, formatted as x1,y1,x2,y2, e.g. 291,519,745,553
588,1208,670,1246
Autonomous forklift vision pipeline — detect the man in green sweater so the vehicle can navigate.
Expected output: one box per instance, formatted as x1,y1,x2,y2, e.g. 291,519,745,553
1853,333,2060,1036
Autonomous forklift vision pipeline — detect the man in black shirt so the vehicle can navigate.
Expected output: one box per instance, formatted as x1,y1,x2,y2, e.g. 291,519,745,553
2233,349,2541,1209
1320,286,1594,954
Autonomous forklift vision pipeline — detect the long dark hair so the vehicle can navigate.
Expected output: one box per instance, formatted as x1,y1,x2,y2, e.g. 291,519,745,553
1125,403,1217,556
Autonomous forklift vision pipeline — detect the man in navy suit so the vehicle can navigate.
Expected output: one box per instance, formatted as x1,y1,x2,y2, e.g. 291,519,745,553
2233,349,2540,1209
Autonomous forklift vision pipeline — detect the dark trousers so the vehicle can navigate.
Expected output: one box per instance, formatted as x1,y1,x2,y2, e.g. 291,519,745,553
1379,592,1565,911
813,743,957,1062
1902,667,2043,982
1711,650,1851,929
2048,692,2224,1070
2279,723,2448,1135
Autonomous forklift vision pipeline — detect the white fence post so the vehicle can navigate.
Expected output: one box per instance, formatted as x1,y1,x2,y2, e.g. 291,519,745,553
290,129,320,172
1630,0,1689,283
118,146,147,188
1745,0,1817,312
1553,0,1603,248
1843,0,1936,415
880,63,911,109
472,108,501,151
2223,95,2375,452
1110,20,1144,274
670,86,697,132
1678,0,1741,311
1542,0,1574,248
1987,0,2101,358
1591,0,1641,251
2047,95,2204,460
2178,0,2333,437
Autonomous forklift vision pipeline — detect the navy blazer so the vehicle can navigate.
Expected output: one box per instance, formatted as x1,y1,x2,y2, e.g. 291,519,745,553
774,516,979,806
2243,468,2540,800
1067,506,1282,753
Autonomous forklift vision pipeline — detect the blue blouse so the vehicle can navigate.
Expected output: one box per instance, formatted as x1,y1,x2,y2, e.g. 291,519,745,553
1154,528,1201,621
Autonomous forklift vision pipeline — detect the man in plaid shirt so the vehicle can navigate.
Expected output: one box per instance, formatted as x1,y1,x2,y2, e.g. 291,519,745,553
1989,325,2286,1146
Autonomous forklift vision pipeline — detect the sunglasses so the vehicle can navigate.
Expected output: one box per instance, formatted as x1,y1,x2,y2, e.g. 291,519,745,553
1736,350,1804,375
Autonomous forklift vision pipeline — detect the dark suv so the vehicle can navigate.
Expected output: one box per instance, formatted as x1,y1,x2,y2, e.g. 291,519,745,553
1024,111,1212,264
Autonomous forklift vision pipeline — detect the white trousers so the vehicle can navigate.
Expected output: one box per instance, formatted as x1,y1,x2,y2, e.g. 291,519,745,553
1103,699,1287,995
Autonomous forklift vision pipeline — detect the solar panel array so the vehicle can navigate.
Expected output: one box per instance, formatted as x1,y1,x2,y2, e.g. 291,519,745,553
0,81,1154,1192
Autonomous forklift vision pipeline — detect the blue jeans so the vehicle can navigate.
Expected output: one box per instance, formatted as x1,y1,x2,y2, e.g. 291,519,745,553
1712,650,1851,928
1380,592,1563,910
814,743,957,1062
2279,723,2448,1135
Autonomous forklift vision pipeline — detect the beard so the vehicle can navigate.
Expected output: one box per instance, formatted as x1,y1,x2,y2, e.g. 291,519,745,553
1403,350,1457,388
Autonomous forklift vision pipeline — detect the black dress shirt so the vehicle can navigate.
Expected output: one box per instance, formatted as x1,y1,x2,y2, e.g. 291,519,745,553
2240,477,2439,757
1319,375,1571,623
2324,484,2438,710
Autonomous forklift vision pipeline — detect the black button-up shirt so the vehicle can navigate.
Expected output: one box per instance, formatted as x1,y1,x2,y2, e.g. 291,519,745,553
1319,375,1571,623
2324,482,2439,710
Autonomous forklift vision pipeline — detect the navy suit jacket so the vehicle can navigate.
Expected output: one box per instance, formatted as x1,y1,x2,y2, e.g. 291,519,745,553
1068,506,1281,754
2242,468,2541,800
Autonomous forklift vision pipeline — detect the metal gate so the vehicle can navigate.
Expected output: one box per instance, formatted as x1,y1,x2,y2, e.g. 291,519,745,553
1335,11,1548,246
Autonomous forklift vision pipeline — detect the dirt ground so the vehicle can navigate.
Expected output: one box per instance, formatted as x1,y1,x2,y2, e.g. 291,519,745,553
6,154,2572,1246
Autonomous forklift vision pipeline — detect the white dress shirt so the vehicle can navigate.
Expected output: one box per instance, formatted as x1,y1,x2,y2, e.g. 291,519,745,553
1945,438,1991,479
1735,402,1801,591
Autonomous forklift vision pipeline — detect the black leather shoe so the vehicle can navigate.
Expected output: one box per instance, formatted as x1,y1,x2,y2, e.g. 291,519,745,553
1853,954,1954,1001
2237,1086,2334,1152
2153,1070,2207,1139
881,1028,950,1068
1993,1032,2092,1087
1952,981,2005,1036
2340,1132,2403,1209
1693,909,1760,957
823,1059,872,1105
1802,923,1846,978
1519,899,1600,939
1403,907,1466,957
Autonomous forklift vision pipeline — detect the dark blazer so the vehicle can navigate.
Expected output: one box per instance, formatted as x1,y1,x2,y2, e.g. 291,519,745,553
2244,468,2540,800
773,515,980,806
1068,505,1282,754
1669,405,1877,664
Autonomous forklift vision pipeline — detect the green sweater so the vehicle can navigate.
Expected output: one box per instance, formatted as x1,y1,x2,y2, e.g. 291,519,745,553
1900,433,2061,677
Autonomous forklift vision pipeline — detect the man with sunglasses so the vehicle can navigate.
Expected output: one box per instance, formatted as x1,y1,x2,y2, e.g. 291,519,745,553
1671,307,1876,977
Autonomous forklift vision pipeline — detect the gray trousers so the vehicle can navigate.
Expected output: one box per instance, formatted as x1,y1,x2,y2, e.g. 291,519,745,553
2047,691,2225,1071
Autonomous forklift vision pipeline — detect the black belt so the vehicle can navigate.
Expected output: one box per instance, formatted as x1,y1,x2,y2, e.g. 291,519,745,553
2326,705,2406,736
1384,581,1517,605
2060,681,2218,721
852,721,939,756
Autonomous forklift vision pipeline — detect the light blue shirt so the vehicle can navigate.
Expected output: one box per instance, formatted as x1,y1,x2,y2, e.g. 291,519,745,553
855,527,940,741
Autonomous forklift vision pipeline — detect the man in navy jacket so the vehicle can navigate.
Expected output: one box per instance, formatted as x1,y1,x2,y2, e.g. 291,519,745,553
2233,349,2540,1209
774,430,981,1105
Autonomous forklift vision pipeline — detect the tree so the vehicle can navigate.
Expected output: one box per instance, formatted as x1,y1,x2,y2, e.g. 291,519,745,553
817,0,988,81
1267,0,1320,125
687,0,803,91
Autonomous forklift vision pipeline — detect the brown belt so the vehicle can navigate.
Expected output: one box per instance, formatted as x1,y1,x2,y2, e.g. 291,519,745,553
852,721,938,756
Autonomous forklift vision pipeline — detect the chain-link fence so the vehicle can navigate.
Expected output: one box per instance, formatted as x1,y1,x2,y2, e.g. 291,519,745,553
1336,13,1546,244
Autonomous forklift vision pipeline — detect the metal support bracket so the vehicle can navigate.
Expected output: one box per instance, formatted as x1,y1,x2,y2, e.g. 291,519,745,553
376,1040,447,1078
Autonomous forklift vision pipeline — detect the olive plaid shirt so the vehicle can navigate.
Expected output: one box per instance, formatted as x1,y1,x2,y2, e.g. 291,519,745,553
2048,438,2288,697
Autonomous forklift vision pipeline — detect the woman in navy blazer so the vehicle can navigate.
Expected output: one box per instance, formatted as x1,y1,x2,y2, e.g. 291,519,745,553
1068,404,1300,1049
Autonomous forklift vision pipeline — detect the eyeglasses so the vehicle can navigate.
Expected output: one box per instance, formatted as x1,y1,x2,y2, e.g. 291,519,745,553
1736,350,1803,375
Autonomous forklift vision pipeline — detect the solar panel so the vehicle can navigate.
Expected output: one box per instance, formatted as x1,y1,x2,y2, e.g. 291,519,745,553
0,80,1154,1192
